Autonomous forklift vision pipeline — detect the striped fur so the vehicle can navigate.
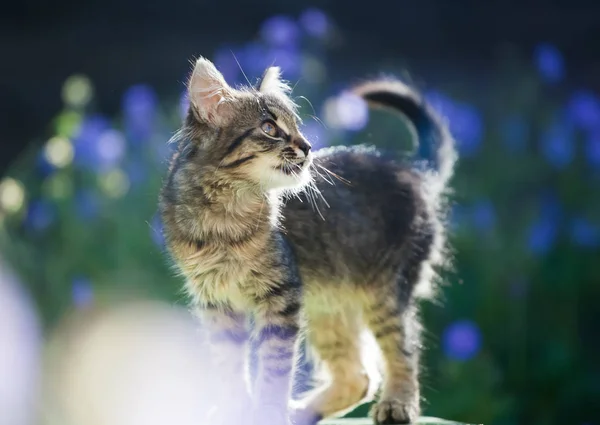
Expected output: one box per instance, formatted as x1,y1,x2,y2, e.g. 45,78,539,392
159,58,456,425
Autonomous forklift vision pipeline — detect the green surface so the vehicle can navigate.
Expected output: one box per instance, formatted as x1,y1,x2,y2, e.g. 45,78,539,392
320,417,480,425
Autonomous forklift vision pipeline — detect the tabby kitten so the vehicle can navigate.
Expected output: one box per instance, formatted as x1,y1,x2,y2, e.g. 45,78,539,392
159,57,456,425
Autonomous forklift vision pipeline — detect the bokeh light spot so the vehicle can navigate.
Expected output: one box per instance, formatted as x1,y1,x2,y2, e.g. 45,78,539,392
323,92,369,131
98,169,130,199
0,178,26,214
442,320,482,361
299,8,329,38
260,15,300,47
534,43,565,83
62,74,94,108
44,137,74,168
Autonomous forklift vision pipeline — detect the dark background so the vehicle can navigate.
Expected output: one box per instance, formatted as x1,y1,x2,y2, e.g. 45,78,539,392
3,0,600,174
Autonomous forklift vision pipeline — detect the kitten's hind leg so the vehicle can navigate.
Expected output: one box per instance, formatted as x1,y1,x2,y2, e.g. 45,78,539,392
293,312,371,425
365,298,421,424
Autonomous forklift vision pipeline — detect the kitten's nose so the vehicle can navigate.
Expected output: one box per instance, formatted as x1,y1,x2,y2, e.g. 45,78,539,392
293,138,312,158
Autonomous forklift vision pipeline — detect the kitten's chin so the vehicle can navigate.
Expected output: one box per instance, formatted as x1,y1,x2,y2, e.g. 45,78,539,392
263,166,312,191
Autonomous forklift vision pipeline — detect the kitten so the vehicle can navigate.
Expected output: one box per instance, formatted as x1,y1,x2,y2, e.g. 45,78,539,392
159,57,456,425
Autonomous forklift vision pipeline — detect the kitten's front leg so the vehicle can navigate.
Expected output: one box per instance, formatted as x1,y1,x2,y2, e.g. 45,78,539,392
199,304,252,425
251,286,301,425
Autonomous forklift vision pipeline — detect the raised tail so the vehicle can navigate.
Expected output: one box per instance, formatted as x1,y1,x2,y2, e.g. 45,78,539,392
352,79,457,188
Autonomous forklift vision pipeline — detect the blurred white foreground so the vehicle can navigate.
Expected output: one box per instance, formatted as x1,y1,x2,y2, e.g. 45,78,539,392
42,300,216,425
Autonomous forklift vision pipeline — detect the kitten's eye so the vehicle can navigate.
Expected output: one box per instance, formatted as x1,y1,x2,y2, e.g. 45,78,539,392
261,120,279,138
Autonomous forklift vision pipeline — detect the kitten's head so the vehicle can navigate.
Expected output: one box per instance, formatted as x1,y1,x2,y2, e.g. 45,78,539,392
180,57,312,192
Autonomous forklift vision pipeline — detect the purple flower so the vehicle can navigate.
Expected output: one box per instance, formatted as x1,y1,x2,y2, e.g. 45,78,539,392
502,115,529,152
72,277,93,308
24,200,55,231
541,120,574,169
442,320,482,361
425,91,483,157
122,84,157,142
534,43,565,83
299,8,329,38
260,15,300,47
569,217,600,248
567,91,600,132
472,199,496,232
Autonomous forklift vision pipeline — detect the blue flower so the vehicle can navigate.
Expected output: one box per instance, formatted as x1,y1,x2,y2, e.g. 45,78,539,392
472,199,496,232
299,8,329,38
74,190,101,221
36,151,56,177
24,200,55,231
73,119,126,172
122,84,157,142
73,115,111,170
260,15,300,47
214,47,242,85
569,217,600,248
585,130,600,168
96,129,126,168
237,42,268,77
72,276,93,308
425,91,483,157
540,120,574,168
567,90,600,132
534,43,565,83
264,46,302,79
442,320,482,361
527,193,561,256
501,115,529,152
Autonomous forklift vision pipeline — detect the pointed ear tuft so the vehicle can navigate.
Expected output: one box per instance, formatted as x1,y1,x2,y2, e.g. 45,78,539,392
188,57,234,125
259,66,292,95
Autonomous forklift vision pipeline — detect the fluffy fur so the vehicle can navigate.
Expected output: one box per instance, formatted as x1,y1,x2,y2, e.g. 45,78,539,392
159,57,456,425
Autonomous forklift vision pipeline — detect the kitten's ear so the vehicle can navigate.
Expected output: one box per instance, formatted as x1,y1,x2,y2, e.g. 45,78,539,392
258,66,291,95
188,57,234,125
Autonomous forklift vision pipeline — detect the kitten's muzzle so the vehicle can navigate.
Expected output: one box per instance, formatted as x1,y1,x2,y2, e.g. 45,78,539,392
292,137,312,158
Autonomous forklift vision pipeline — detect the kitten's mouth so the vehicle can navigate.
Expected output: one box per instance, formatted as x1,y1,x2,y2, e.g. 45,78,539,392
275,161,307,175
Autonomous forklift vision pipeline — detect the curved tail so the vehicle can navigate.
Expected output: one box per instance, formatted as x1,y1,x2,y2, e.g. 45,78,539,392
352,79,457,188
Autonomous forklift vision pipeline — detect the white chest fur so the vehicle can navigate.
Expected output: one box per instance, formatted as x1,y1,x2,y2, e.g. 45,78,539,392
182,243,261,310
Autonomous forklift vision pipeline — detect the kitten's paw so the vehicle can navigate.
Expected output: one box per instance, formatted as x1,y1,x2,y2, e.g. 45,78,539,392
290,406,322,425
370,398,419,424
